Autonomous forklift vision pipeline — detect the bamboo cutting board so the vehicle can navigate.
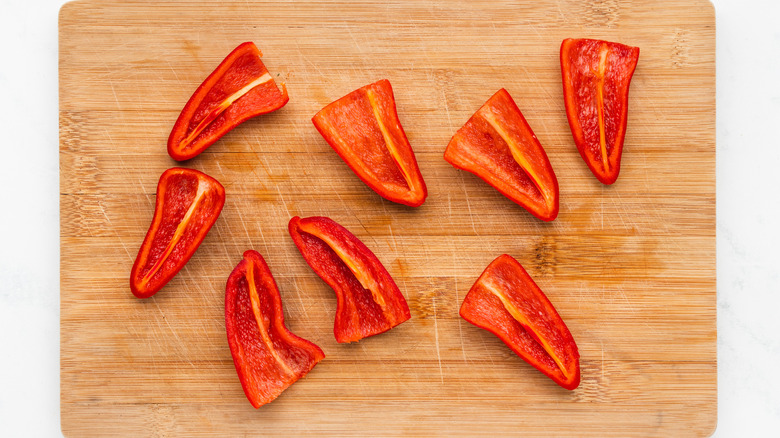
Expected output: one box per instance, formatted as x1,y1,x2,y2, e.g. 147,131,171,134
60,0,716,436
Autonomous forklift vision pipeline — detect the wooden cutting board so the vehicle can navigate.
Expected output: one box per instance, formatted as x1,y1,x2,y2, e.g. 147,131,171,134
60,0,716,436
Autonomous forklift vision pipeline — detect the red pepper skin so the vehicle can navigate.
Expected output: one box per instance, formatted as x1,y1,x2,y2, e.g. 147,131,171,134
444,89,559,221
311,79,427,207
460,254,580,390
130,168,225,298
225,250,325,408
288,216,411,343
168,42,289,161
560,38,640,185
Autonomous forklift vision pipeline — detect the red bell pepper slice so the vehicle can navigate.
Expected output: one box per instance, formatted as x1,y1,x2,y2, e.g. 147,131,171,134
130,168,225,298
459,254,580,390
560,38,640,185
311,79,428,207
168,42,289,161
444,88,559,221
288,216,411,343
225,250,325,408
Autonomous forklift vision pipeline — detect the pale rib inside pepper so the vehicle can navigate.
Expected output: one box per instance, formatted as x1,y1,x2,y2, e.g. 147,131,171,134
180,72,274,148
482,279,570,379
246,260,294,376
365,88,415,192
479,109,553,210
139,178,208,287
298,222,391,316
596,44,610,172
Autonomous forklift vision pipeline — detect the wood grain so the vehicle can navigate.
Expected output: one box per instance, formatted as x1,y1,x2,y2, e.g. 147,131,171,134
60,0,716,436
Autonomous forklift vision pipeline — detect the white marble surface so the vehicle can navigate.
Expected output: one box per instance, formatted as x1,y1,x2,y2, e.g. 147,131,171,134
0,0,777,436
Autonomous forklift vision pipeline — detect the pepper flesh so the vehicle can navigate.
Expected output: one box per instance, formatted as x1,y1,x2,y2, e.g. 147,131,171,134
444,88,559,221
561,38,639,185
311,79,427,207
459,254,580,390
168,42,289,161
130,168,225,298
288,216,411,343
225,250,325,408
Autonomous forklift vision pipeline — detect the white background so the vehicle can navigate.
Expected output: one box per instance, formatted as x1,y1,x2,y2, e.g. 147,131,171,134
0,0,777,436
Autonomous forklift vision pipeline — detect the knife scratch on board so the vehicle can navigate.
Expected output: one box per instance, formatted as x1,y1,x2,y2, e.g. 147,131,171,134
556,2,568,23
387,224,399,254
295,40,326,79
153,297,194,367
103,133,145,262
344,23,365,54
520,64,556,119
442,92,454,129
600,340,606,387
290,275,310,319
98,200,133,262
612,188,630,229
616,285,637,315
600,185,605,230
274,183,293,220
352,212,380,247
432,295,444,383
246,154,272,255
452,250,468,363
236,207,253,249
165,58,182,84
108,81,121,111
460,173,478,234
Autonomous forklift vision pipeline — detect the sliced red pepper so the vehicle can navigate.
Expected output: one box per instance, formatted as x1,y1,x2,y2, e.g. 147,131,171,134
168,42,289,161
460,254,580,390
288,216,411,343
311,79,427,207
561,38,640,185
130,168,225,298
444,89,560,221
225,250,325,408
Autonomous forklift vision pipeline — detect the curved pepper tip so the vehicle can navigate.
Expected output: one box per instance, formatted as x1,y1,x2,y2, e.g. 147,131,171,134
129,279,155,299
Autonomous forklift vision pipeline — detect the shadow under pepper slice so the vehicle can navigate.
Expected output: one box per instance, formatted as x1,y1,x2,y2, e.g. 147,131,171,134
288,216,411,343
444,88,559,221
130,168,225,298
225,250,325,408
168,42,289,161
311,79,428,207
561,38,640,185
460,254,580,390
